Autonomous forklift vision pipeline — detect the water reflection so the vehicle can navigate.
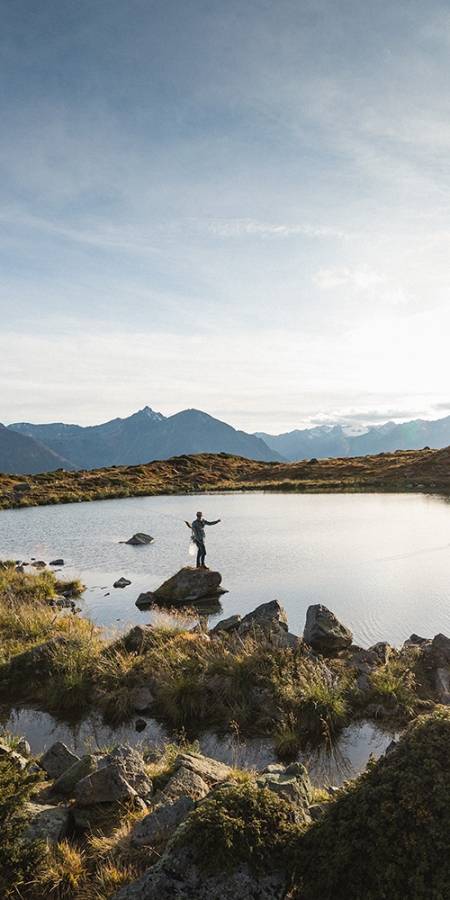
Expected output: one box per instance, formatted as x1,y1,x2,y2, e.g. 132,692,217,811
1,706,396,787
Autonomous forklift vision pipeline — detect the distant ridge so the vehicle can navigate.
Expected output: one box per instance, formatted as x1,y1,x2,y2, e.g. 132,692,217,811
6,406,284,473
0,424,78,475
256,415,450,461
5,405,450,475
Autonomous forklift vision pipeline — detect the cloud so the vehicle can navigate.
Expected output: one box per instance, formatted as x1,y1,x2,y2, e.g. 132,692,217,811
312,265,412,305
184,218,347,239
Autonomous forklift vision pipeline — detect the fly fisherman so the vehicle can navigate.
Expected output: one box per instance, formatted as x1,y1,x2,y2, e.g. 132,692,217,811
185,511,221,568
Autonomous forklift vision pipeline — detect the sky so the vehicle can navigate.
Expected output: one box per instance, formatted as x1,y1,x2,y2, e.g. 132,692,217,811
2,0,450,435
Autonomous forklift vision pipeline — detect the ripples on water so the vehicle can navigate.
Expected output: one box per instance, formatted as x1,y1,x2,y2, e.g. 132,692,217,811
1,491,450,647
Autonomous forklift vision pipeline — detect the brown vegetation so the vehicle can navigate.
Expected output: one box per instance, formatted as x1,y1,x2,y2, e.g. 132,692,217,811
1,445,450,509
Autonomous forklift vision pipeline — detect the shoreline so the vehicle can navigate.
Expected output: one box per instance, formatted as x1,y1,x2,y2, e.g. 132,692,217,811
1,446,450,510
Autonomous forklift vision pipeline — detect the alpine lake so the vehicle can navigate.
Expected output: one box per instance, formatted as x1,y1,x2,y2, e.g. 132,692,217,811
3,490,450,785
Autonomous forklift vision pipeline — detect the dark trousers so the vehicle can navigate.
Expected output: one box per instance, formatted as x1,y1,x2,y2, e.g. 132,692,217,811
195,540,206,567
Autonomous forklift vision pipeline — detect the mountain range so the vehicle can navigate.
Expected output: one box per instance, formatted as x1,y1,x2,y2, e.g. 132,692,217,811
2,406,450,475
3,407,284,474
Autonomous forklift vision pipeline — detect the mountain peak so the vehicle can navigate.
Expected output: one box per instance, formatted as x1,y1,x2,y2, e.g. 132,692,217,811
140,406,165,421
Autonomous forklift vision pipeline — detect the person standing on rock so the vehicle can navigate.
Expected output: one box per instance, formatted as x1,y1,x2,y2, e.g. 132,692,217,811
185,511,221,568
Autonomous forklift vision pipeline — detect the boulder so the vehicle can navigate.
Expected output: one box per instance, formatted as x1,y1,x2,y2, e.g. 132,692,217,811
163,766,210,802
40,741,80,779
136,567,226,608
256,762,314,814
100,745,153,796
0,742,28,770
131,795,195,848
22,803,70,844
238,600,289,636
211,614,242,635
49,558,65,566
114,577,132,588
74,745,153,805
124,625,156,652
124,533,154,545
75,766,138,805
51,754,98,795
303,604,353,653
172,752,232,786
113,842,288,900
432,633,450,664
134,685,156,712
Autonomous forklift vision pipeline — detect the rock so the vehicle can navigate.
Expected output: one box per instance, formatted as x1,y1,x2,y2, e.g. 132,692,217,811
210,614,242,634
271,631,301,648
134,685,156,711
256,761,314,814
369,641,392,665
309,803,328,821
136,567,226,608
124,533,154,545
436,668,450,704
51,754,98,795
131,795,195,848
40,741,80,779
75,765,138,805
49,558,65,566
22,802,70,844
173,752,232,786
113,842,288,899
114,577,132,588
163,766,210,802
135,719,147,732
432,633,450,664
124,625,156,652
31,560,46,568
303,604,353,653
101,745,153,796
0,743,28,770
238,600,289,636
9,636,69,673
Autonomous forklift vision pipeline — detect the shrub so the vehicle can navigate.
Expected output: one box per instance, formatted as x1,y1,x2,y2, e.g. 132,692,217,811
172,782,302,875
290,708,450,899
0,754,46,896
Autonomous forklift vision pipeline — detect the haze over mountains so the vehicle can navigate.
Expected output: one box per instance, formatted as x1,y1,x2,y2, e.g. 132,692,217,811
2,406,450,475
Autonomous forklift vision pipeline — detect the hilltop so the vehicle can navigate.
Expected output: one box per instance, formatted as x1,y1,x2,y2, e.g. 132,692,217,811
1,445,450,509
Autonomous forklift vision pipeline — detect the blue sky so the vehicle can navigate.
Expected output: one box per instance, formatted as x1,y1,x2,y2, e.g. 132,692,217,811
2,0,450,433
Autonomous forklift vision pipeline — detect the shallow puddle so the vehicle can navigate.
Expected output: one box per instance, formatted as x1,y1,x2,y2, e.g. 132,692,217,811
1,706,397,787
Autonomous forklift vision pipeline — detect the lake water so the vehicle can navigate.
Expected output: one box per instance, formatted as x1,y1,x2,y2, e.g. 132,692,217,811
1,491,450,648
4,490,435,778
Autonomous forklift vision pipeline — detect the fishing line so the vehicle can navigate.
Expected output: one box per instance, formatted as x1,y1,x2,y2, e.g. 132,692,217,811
374,544,450,562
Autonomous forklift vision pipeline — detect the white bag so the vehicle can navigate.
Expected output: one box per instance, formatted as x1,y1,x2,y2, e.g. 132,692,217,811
188,538,197,556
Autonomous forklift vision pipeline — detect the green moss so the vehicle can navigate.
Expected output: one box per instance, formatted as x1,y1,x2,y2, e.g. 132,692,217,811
172,782,302,875
290,708,450,899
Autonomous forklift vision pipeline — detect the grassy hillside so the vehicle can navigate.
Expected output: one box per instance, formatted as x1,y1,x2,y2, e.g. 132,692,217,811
1,445,450,509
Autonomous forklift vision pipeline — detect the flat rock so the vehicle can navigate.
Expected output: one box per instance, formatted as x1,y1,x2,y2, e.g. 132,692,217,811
303,604,353,653
136,567,226,608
